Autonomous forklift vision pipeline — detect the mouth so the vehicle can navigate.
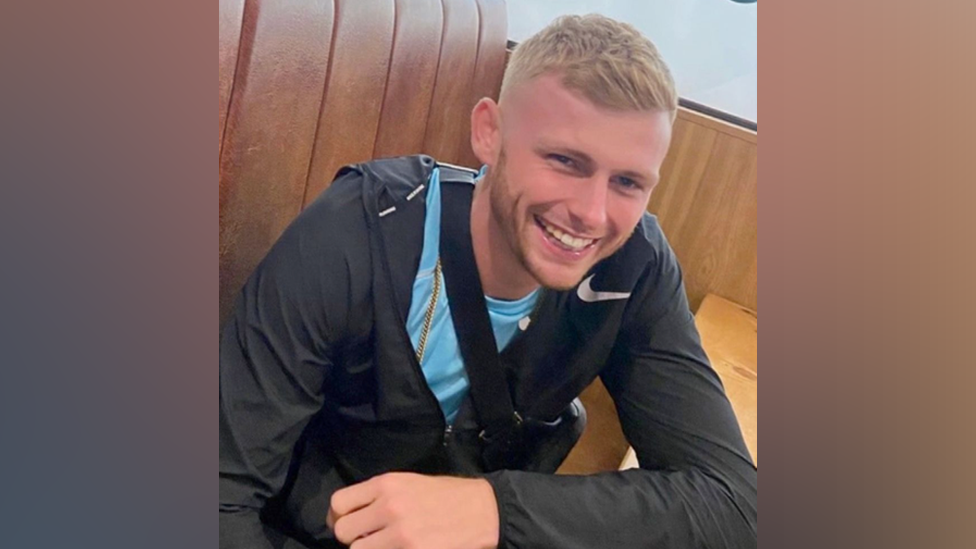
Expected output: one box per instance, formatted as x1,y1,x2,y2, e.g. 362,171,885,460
534,215,599,254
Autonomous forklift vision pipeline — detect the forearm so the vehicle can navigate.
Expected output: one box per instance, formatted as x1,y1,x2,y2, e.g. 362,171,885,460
486,467,757,549
220,508,317,549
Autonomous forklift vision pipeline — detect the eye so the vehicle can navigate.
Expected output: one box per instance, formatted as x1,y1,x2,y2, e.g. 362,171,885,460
548,154,577,169
614,176,641,190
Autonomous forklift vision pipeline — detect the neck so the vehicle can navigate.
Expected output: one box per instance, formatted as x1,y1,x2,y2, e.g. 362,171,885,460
470,185,541,301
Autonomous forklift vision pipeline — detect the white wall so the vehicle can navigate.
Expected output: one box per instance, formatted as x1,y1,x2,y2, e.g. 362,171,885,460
507,0,757,123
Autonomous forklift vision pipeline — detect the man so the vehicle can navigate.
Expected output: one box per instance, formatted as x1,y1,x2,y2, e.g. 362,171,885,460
220,14,757,549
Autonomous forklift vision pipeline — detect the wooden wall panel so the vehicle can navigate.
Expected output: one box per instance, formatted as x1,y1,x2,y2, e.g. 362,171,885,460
372,0,444,159
303,0,396,205
650,108,758,313
218,0,335,329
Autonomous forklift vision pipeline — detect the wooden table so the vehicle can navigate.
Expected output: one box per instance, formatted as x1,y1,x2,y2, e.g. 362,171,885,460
620,294,758,469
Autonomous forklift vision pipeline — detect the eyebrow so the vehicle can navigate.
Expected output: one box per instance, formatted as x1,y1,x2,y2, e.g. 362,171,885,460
534,141,658,187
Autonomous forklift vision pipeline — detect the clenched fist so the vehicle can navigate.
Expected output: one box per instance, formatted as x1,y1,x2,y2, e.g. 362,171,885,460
327,472,500,549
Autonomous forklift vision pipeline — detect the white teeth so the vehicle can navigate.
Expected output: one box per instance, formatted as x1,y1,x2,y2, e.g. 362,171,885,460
540,219,593,251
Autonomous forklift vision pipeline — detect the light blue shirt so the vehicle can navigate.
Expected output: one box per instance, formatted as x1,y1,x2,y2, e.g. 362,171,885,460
406,167,539,424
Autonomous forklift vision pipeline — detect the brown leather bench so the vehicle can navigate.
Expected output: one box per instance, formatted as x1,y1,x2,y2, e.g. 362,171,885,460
218,0,509,329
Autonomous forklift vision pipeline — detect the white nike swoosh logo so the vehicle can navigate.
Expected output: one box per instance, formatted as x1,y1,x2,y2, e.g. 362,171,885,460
577,275,632,303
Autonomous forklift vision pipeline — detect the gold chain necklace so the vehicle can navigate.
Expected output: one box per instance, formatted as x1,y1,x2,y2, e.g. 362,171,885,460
415,258,442,365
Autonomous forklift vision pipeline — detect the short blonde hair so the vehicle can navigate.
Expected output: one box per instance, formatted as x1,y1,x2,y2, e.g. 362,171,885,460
501,14,678,120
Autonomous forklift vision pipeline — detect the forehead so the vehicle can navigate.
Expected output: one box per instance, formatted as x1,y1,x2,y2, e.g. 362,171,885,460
501,74,672,169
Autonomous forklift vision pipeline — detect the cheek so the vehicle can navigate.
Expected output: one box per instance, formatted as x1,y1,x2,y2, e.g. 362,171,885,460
507,171,556,208
523,171,576,206
607,198,649,234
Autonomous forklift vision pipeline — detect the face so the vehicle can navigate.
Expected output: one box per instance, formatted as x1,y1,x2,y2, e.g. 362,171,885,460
476,74,673,291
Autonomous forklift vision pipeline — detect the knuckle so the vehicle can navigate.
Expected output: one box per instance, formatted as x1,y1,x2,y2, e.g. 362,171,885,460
387,496,409,519
391,525,412,547
378,497,397,520
376,473,397,491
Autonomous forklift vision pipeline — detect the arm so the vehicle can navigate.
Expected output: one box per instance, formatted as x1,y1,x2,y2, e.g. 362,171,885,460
485,247,757,548
220,176,363,549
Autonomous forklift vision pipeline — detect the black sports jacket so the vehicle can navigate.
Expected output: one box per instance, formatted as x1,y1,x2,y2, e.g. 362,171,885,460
219,156,757,548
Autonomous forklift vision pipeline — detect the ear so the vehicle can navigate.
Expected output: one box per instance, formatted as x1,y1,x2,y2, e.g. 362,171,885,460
470,97,501,167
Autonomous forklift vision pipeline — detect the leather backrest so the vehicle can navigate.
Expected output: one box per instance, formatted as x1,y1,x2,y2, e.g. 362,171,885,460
218,0,508,329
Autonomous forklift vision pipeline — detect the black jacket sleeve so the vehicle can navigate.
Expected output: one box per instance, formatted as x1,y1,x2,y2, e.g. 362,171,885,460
486,238,757,548
219,176,365,549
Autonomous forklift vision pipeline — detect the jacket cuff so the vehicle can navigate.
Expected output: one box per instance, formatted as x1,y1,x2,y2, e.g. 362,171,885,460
484,471,517,549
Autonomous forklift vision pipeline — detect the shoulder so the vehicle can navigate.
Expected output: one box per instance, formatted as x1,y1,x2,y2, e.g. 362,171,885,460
277,156,431,274
298,155,435,230
633,213,682,280
353,155,437,201
601,213,691,330
631,213,676,263
596,213,680,287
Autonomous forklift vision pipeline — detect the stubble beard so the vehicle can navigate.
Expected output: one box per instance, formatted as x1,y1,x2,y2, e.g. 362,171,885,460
486,151,585,292
486,153,534,285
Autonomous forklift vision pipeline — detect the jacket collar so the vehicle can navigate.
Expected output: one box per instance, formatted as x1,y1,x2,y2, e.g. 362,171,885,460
359,156,436,324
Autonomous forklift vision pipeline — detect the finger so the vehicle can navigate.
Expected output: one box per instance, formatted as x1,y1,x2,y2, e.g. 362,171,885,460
328,477,383,528
350,527,399,549
332,503,387,545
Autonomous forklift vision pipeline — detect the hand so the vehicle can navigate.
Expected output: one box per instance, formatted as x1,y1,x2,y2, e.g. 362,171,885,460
327,472,500,549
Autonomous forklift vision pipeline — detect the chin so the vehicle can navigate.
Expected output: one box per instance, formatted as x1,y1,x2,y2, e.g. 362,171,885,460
536,276,581,292
525,260,589,291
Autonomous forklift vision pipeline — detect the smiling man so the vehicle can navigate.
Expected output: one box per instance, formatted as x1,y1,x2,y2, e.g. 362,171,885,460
470,72,673,298
220,14,757,549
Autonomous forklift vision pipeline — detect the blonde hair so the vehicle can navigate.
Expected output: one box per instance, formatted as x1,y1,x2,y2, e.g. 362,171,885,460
501,14,678,120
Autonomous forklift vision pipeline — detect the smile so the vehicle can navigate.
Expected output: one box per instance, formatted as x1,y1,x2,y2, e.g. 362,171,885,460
534,216,598,252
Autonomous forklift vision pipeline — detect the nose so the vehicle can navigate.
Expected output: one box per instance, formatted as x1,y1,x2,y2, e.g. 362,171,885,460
567,177,609,234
